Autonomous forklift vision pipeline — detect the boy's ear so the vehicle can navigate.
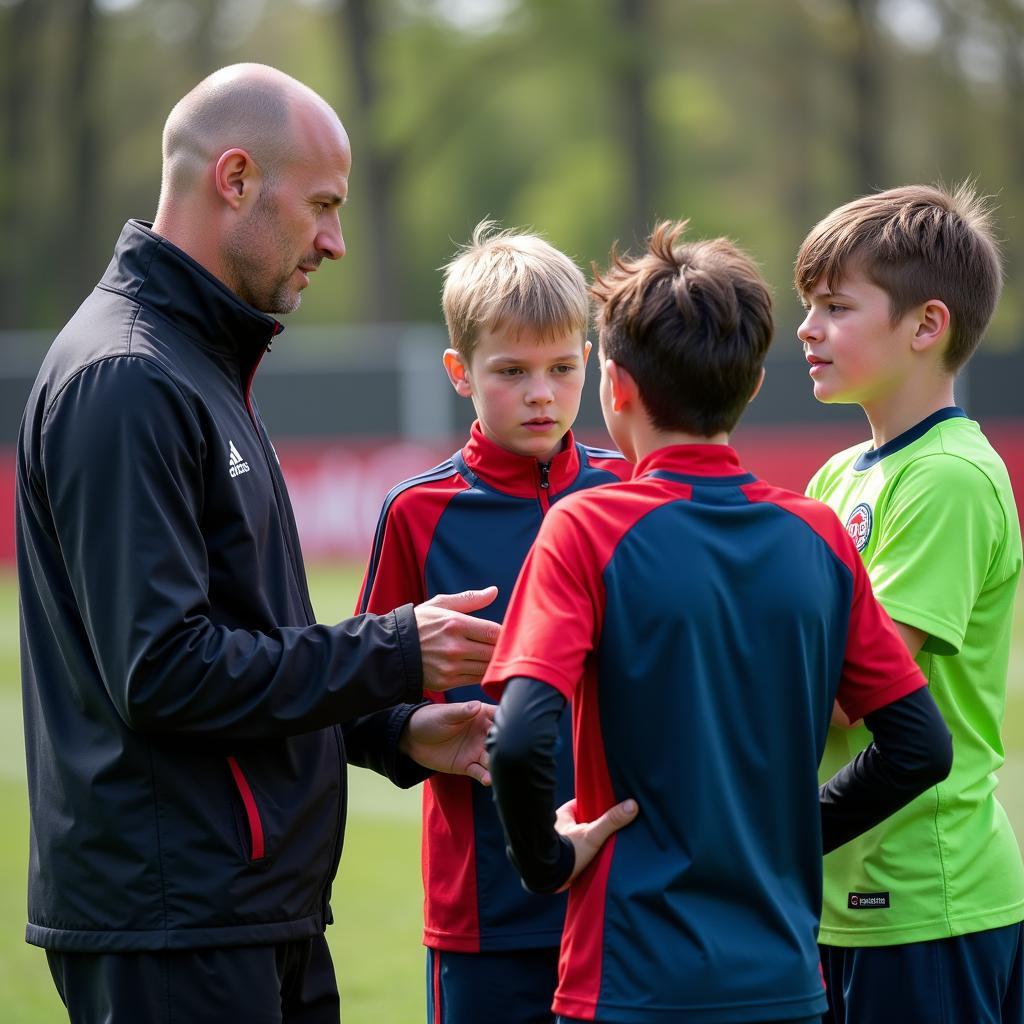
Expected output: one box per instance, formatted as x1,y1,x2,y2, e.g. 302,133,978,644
443,348,474,397
911,299,951,354
748,367,766,405
583,339,593,365
605,358,638,413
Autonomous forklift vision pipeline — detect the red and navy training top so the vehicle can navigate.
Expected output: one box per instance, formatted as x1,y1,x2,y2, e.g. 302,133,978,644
482,444,926,1023
358,421,629,952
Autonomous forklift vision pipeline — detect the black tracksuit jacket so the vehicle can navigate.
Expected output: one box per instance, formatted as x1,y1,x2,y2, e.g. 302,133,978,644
16,220,424,952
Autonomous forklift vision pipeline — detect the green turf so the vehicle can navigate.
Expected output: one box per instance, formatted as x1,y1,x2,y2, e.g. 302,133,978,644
1,566,1023,1020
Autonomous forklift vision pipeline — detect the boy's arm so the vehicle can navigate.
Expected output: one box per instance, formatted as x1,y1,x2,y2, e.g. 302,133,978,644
826,529,952,845
832,620,927,728
344,486,452,786
488,676,638,893
821,686,952,852
868,456,1006,655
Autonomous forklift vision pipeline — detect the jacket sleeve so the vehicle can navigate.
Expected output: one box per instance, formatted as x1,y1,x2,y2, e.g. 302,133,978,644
40,355,423,739
343,482,434,785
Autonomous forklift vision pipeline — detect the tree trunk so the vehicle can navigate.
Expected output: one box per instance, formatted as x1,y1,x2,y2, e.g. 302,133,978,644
615,0,655,248
845,0,885,193
1,0,48,326
337,0,405,321
65,0,102,315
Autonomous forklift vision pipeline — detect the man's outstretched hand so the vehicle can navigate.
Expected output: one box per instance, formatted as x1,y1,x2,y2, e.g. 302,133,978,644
413,587,500,691
400,700,497,785
555,797,639,891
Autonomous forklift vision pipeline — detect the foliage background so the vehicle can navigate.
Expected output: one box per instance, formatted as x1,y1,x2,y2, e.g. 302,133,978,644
3,0,1024,348
2,0,1024,1020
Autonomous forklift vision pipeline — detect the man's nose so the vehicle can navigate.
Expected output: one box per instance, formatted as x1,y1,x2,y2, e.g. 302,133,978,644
318,218,345,261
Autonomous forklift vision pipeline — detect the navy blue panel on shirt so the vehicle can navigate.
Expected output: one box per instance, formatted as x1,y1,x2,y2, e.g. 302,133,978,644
593,484,851,1016
423,471,575,950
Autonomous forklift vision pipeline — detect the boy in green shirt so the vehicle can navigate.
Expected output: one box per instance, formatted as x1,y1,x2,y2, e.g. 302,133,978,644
796,183,1024,1022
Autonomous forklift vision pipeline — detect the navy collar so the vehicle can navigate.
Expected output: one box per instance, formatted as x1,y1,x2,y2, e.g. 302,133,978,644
853,407,967,470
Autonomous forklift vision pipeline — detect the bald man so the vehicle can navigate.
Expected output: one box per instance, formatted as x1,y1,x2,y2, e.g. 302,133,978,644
17,64,499,1023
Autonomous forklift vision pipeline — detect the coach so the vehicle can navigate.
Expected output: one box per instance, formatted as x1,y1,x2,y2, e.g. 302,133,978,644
16,64,499,1022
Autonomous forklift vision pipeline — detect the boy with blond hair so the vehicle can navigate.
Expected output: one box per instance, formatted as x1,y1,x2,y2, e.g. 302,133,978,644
796,183,1024,1023
356,221,631,1024
483,221,951,1024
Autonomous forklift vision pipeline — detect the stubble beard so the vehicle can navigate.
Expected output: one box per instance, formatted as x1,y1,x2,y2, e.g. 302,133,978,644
224,190,302,316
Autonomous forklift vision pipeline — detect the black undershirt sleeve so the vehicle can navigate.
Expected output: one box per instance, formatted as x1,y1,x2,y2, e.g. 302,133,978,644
486,676,576,894
821,686,953,854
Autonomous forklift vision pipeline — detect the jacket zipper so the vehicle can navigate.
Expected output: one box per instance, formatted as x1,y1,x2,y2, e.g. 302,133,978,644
537,461,551,514
241,329,342,922
227,756,266,861
240,334,317,625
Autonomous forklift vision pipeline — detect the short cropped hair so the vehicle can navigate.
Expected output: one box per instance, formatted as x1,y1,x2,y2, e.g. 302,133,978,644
794,183,1003,373
442,221,589,360
591,221,774,437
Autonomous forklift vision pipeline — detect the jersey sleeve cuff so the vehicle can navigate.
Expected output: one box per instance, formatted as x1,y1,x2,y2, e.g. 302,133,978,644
874,600,962,657
841,669,927,724
482,658,576,702
391,603,425,704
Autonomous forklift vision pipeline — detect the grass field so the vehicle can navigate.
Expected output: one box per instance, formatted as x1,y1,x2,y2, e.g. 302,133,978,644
2,565,1023,1022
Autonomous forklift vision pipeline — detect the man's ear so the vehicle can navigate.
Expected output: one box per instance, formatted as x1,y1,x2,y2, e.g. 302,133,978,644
443,348,473,397
605,358,638,413
911,299,951,354
748,366,766,405
214,148,259,211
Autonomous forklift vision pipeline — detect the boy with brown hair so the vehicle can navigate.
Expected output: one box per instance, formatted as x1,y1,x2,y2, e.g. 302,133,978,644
796,183,1024,1023
483,221,951,1023
356,221,632,1024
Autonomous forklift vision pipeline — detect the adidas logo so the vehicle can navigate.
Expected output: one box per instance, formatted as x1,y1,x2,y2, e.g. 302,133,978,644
228,440,251,478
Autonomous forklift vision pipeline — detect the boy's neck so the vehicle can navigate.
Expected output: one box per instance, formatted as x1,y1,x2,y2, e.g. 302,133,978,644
630,426,729,463
861,375,957,449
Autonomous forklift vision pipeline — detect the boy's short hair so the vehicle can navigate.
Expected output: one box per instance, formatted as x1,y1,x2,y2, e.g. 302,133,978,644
590,220,774,437
794,183,1003,374
441,220,589,361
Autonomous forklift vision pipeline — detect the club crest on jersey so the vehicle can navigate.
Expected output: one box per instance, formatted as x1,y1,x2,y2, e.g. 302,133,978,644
845,502,873,552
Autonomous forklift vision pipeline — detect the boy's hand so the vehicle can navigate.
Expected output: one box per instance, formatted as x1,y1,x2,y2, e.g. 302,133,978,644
832,700,854,729
414,587,501,690
400,700,497,785
554,797,639,891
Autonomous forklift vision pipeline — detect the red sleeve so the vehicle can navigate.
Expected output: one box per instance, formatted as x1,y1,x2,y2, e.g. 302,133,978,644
837,535,927,723
482,502,604,702
740,481,926,725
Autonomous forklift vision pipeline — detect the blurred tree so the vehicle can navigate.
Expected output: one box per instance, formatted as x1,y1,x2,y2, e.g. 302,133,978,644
336,0,407,320
0,0,47,325
65,0,101,311
0,0,1018,352
846,0,886,192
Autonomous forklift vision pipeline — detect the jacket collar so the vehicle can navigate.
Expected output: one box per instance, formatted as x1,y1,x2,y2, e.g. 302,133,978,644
633,443,749,481
461,420,581,497
99,220,283,360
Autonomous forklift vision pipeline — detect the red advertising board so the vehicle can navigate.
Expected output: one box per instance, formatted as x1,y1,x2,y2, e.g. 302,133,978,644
2,421,1022,567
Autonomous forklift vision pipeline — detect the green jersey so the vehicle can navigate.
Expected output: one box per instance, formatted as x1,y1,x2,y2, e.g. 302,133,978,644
809,408,1024,946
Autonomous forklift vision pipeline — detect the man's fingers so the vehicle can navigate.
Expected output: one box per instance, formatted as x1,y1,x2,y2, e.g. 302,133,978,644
466,763,492,787
425,587,499,615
